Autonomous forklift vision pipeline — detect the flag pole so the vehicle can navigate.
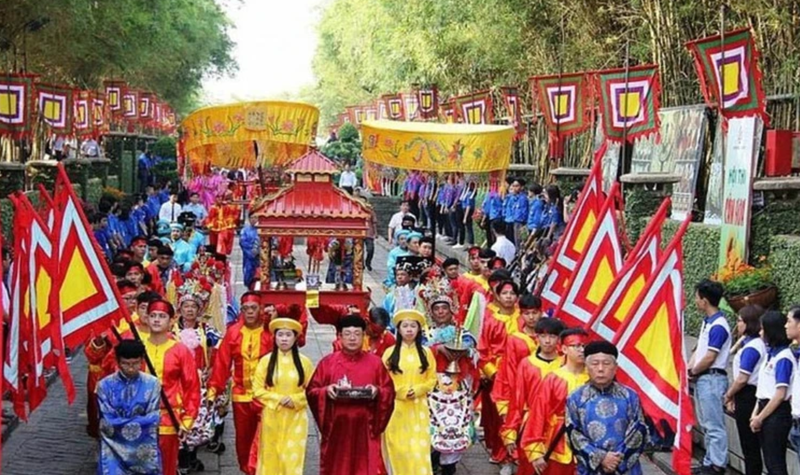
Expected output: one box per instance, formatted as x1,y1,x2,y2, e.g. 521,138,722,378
719,4,727,162
554,14,565,160
619,39,631,180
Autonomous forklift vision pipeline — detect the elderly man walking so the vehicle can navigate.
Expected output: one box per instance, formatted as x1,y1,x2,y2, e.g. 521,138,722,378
565,341,648,475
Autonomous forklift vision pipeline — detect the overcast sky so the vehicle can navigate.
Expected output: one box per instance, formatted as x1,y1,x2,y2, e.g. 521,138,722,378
201,0,323,105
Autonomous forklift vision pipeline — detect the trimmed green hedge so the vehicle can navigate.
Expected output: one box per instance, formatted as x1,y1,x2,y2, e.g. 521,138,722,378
120,150,136,194
661,220,721,335
751,199,800,264
770,235,800,311
626,185,672,243
107,175,120,190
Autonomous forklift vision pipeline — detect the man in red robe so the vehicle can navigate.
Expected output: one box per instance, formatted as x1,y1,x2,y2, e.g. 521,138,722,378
143,298,201,475
207,192,239,256
492,293,544,426
307,315,395,475
477,279,523,469
521,328,589,475
207,292,273,473
502,317,565,475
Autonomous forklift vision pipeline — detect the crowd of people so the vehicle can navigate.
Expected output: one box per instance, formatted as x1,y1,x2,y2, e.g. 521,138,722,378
13,162,800,475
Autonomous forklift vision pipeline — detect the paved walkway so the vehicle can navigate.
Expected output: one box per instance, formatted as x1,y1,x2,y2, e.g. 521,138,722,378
2,237,666,475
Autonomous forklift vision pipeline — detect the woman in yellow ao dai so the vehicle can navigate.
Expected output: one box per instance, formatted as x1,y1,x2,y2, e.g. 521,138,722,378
382,309,438,475
252,317,314,475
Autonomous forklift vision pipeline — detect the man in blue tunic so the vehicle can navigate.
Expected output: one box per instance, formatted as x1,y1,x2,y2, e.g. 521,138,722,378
239,213,260,289
168,223,195,272
96,339,162,475
566,340,648,475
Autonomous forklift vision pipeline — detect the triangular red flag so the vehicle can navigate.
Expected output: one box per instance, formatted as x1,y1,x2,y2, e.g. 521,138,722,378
4,195,32,420
613,215,694,475
12,194,56,412
587,198,670,341
538,146,605,310
554,183,624,329
52,164,124,351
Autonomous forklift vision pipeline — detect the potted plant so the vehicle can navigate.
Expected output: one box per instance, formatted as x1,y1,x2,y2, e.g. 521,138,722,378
714,259,777,312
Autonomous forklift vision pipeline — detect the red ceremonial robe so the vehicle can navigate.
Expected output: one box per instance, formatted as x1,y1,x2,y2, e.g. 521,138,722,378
477,303,523,462
492,331,537,417
501,353,563,475
306,350,395,475
520,366,588,475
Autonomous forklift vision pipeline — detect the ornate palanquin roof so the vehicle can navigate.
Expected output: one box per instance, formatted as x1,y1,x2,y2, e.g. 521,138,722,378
251,172,370,236
284,149,340,175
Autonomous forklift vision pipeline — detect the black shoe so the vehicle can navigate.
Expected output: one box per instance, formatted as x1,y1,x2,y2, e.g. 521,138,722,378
190,460,205,472
206,441,226,454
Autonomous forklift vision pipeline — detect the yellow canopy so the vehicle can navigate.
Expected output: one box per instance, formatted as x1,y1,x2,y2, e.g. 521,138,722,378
361,120,514,172
181,101,320,169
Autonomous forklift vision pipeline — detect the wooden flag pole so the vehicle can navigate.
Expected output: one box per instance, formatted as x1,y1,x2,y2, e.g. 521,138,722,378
719,4,727,158
618,39,631,180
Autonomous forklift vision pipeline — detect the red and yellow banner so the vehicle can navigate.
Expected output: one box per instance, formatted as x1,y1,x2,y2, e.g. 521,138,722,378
596,65,662,142
453,90,493,125
0,73,36,139
37,84,74,136
686,28,768,125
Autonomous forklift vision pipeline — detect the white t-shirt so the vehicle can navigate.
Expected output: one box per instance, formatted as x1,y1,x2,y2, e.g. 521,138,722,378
491,235,516,264
339,170,357,188
388,212,413,231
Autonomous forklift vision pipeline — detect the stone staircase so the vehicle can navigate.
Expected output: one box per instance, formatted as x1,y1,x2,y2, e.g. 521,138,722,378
368,195,402,239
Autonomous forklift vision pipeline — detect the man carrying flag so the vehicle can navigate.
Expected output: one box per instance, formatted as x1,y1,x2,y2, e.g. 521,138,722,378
143,298,200,475
522,328,590,475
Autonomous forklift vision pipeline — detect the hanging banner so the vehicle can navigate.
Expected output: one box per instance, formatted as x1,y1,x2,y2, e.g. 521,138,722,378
597,64,661,142
364,105,378,122
361,120,513,173
718,116,761,269
382,94,405,121
37,84,74,136
453,90,493,125
0,73,36,139
73,91,92,137
103,80,125,116
530,72,593,156
92,96,106,136
500,86,525,140
439,100,455,123
686,28,769,126
377,100,389,120
416,86,439,120
346,105,365,127
122,90,138,120
401,92,419,121
139,92,154,125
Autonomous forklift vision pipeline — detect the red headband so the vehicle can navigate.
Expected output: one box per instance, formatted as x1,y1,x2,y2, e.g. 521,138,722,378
118,283,137,295
468,247,481,257
148,300,173,316
241,294,260,306
562,334,587,346
131,237,147,246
